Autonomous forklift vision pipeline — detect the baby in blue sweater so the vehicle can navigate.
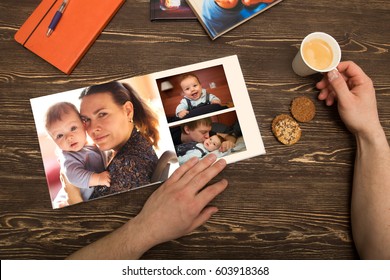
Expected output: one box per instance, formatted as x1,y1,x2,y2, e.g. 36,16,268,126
176,73,221,119
45,102,110,201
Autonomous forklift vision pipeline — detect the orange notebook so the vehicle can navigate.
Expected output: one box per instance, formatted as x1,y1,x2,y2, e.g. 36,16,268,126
15,0,125,74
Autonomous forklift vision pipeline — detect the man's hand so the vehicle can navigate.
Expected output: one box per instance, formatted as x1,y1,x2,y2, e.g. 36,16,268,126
133,154,228,251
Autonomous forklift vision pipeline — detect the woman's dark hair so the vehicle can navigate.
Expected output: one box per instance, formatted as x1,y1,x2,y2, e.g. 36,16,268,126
80,81,160,148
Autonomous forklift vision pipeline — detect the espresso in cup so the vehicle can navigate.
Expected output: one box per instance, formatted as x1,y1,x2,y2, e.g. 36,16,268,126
292,32,341,77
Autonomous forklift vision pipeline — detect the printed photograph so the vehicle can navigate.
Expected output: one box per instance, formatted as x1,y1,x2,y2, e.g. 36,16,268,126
150,0,196,20
169,111,247,165
31,76,178,209
158,64,234,124
187,0,283,39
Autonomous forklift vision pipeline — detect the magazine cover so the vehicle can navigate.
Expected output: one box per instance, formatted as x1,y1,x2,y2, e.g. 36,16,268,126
151,0,196,20
186,0,283,39
30,55,265,209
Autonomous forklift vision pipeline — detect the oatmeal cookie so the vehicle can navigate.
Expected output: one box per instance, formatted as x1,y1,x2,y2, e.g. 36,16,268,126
290,96,316,122
272,114,302,145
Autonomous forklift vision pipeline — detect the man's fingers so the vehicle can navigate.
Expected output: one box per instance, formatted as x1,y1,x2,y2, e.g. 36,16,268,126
336,61,366,79
181,153,218,183
167,156,199,184
188,206,219,232
197,178,228,204
326,69,353,105
166,154,225,190
188,158,227,192
189,178,229,230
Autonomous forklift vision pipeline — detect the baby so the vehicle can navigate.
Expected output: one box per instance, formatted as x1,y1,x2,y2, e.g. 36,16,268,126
176,134,225,165
175,73,221,119
45,102,110,201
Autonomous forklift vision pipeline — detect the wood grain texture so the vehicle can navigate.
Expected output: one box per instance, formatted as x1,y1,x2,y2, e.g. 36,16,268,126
0,0,389,259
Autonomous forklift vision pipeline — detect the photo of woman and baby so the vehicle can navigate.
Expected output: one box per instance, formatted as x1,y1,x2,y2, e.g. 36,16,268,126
31,77,177,209
31,58,251,209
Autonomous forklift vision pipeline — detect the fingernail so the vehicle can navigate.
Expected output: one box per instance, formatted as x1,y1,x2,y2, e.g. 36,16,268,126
190,156,199,163
327,69,339,82
206,153,217,161
216,159,227,167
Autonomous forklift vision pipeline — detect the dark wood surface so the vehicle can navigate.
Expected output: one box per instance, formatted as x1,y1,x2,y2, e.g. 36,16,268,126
1,0,389,260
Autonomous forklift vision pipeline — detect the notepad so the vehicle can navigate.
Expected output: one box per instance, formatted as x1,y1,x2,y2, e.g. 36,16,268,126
14,0,125,74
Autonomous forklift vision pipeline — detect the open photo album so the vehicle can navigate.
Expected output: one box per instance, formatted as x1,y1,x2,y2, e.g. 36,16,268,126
30,55,265,209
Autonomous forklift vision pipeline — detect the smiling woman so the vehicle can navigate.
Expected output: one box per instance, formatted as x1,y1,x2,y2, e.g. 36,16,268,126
78,82,161,199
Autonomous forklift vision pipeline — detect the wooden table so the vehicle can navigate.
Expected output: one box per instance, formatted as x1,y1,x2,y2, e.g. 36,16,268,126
1,0,389,259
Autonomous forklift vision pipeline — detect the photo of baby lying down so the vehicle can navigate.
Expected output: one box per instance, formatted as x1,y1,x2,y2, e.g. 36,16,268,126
176,134,247,164
176,134,224,164
170,112,247,165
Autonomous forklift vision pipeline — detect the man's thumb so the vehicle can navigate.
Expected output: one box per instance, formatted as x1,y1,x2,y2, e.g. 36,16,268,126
327,69,351,103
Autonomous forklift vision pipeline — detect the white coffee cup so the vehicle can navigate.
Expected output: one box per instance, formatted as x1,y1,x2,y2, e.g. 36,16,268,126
292,32,341,77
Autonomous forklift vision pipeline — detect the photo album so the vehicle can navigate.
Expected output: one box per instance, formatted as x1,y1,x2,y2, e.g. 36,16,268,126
30,55,265,209
186,0,284,40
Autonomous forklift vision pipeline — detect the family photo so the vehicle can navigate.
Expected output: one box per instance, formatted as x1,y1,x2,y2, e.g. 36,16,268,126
31,56,264,209
170,112,246,165
158,64,234,123
31,76,177,209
